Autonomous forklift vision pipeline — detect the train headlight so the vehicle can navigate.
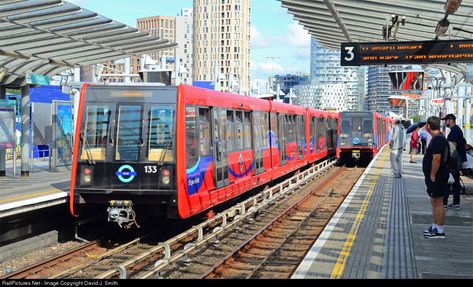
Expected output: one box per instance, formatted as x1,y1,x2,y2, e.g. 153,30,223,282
83,174,92,184
80,167,94,185
162,169,171,185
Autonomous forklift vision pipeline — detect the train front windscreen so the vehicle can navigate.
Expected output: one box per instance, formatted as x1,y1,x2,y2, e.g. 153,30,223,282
76,86,178,193
339,112,374,147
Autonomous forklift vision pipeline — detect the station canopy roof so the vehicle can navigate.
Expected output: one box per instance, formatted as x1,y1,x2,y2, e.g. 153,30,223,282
280,0,473,76
0,0,177,87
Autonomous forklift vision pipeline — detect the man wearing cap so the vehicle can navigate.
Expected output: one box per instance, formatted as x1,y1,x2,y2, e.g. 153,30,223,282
390,118,407,178
442,114,467,209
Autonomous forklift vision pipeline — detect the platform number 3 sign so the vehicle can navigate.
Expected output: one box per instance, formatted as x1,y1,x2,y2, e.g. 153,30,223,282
341,43,360,67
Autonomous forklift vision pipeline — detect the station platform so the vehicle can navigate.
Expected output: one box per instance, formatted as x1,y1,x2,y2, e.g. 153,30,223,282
0,158,70,218
293,146,473,279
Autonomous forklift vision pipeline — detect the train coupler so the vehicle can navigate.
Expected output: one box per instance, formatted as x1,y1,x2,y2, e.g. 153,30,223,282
107,200,140,229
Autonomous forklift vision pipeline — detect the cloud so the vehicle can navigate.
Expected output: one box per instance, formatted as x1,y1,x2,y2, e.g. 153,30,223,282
251,61,285,78
251,26,269,49
285,22,311,47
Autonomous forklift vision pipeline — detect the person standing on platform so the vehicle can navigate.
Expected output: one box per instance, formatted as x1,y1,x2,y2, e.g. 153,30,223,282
442,114,467,209
390,119,406,178
423,116,449,239
410,127,420,163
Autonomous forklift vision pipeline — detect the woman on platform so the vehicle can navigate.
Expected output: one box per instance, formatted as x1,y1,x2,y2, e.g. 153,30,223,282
410,127,420,163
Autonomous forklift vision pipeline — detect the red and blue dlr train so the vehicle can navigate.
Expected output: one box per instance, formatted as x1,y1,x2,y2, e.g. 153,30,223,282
70,84,391,228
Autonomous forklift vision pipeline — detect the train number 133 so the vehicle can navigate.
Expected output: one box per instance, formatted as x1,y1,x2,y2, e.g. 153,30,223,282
145,166,158,174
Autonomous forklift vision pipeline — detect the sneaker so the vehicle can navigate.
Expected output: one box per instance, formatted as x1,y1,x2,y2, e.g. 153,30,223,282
424,228,445,239
444,205,448,209
423,225,433,235
447,204,460,210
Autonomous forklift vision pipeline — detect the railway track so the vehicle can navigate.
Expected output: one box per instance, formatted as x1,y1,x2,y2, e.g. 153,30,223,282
3,159,364,279
2,242,106,279
201,167,363,279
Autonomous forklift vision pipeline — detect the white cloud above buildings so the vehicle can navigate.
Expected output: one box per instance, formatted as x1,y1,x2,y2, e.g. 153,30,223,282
251,22,311,79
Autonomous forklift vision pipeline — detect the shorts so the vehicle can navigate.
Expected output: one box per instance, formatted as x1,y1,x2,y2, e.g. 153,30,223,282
425,176,448,198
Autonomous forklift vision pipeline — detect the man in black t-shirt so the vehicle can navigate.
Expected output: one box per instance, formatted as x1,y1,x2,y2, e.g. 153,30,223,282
422,116,448,239
442,114,466,209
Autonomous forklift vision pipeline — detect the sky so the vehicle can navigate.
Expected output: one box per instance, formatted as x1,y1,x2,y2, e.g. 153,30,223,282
67,0,311,81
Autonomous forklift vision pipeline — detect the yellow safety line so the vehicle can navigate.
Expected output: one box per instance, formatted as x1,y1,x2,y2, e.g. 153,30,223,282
0,189,61,204
330,151,388,279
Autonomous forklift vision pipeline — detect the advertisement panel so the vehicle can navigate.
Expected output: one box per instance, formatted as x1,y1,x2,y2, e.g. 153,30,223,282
0,100,15,149
55,101,73,166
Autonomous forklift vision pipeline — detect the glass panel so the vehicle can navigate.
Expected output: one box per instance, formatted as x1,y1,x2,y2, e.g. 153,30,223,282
186,107,198,169
226,110,234,152
243,111,251,150
352,117,362,132
116,106,142,161
148,106,175,162
199,108,211,156
362,120,373,134
81,105,111,161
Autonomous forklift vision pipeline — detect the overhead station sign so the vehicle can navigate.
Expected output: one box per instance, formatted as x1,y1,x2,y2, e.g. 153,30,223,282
341,40,473,66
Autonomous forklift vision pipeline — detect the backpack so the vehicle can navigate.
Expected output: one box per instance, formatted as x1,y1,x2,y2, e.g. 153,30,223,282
445,141,463,173
420,131,427,141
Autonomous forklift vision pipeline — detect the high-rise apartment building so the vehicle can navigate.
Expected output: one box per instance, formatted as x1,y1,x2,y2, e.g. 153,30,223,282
366,66,403,116
176,9,193,85
135,16,176,73
193,0,251,95
310,38,365,111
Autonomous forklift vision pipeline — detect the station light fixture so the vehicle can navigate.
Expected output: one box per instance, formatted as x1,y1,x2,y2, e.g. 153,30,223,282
435,18,450,37
444,0,462,14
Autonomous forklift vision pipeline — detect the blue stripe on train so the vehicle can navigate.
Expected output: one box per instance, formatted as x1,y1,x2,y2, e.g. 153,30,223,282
228,161,255,178
186,156,213,196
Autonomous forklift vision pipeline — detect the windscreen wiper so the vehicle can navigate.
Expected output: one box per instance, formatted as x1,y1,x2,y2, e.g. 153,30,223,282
80,133,96,165
158,140,172,166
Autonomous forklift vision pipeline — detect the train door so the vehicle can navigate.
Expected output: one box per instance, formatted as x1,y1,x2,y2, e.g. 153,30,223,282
278,114,287,165
297,115,304,159
112,103,144,189
213,108,229,188
253,111,264,175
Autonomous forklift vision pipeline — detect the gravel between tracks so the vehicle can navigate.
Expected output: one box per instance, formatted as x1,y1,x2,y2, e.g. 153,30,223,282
0,241,82,277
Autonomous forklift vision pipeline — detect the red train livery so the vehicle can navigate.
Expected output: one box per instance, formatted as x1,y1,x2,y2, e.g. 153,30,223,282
337,111,393,163
70,84,349,228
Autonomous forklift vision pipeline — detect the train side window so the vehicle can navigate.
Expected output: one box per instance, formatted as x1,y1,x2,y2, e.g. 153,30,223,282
262,113,269,147
243,111,252,150
81,105,111,161
226,110,234,152
317,118,325,150
185,107,198,169
310,116,315,153
198,108,211,157
298,115,304,156
286,115,294,143
148,106,175,162
235,111,243,150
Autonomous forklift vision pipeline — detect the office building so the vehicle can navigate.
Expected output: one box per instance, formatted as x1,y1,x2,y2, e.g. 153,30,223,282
176,8,194,85
193,0,251,95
